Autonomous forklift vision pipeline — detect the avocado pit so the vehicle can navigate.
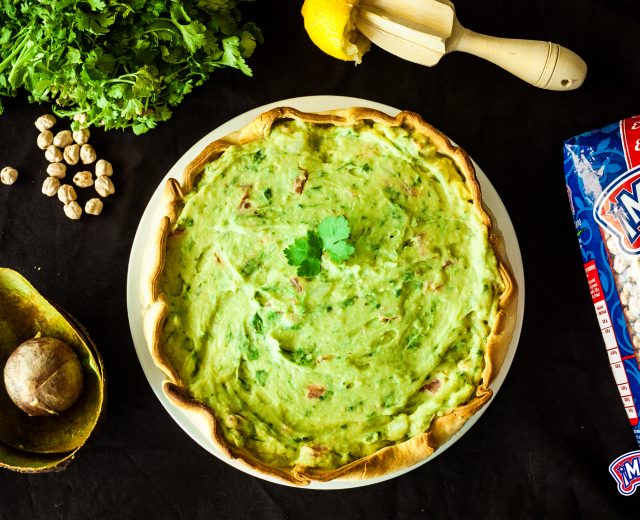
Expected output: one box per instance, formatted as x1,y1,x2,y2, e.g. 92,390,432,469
3,337,84,416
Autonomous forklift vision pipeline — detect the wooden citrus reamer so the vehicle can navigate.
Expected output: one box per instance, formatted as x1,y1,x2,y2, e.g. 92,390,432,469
356,0,587,91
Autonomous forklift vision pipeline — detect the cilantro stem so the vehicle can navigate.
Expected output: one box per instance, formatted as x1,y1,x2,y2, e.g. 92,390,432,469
0,30,31,72
8,39,39,88
101,78,136,85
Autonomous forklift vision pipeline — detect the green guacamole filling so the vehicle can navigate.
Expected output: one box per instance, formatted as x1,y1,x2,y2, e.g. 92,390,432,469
159,119,504,469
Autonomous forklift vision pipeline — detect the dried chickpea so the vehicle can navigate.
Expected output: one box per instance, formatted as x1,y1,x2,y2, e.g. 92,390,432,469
80,144,96,164
47,162,67,179
35,114,56,132
37,130,53,150
64,201,82,220
45,145,63,163
42,176,60,197
63,144,80,165
57,184,77,204
73,171,93,188
53,130,73,148
1,167,18,185
95,159,113,177
72,128,90,145
73,113,87,124
85,198,103,216
95,176,115,198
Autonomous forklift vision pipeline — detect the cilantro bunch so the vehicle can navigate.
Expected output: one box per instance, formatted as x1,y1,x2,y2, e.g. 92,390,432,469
0,0,261,134
284,216,355,277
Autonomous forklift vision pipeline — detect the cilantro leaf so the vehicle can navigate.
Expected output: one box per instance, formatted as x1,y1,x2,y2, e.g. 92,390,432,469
86,0,107,10
297,257,322,277
170,3,207,53
318,216,355,262
324,240,355,262
283,217,355,277
284,231,323,277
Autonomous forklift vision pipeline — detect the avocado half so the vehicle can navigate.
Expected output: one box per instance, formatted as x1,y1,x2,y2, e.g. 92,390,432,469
0,268,106,472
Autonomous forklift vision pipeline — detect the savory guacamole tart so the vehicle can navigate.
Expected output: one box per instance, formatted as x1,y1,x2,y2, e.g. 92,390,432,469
142,107,517,485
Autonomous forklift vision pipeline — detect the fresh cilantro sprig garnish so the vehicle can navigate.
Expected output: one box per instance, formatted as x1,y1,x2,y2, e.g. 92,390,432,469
284,216,355,277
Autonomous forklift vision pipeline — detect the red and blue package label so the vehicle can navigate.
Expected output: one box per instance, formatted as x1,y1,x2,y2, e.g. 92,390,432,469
564,115,640,447
609,450,640,496
594,167,640,254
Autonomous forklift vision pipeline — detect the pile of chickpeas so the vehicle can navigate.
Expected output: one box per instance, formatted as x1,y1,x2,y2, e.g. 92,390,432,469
34,113,116,219
0,114,116,220
2,114,117,220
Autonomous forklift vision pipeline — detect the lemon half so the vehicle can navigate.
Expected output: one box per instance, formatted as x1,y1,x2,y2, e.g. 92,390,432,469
301,0,371,63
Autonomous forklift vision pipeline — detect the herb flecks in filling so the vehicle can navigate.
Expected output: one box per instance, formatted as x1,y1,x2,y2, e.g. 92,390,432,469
159,120,503,470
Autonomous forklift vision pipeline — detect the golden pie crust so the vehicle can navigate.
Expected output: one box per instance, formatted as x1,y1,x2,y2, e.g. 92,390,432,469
141,107,518,485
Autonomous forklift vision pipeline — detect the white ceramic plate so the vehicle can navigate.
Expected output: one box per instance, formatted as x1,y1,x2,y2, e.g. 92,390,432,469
127,96,525,489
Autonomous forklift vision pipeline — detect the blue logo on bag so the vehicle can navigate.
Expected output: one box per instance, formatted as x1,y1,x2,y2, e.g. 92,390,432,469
610,450,640,496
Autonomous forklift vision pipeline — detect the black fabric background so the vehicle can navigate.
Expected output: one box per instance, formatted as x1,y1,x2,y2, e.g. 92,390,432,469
1,0,640,517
